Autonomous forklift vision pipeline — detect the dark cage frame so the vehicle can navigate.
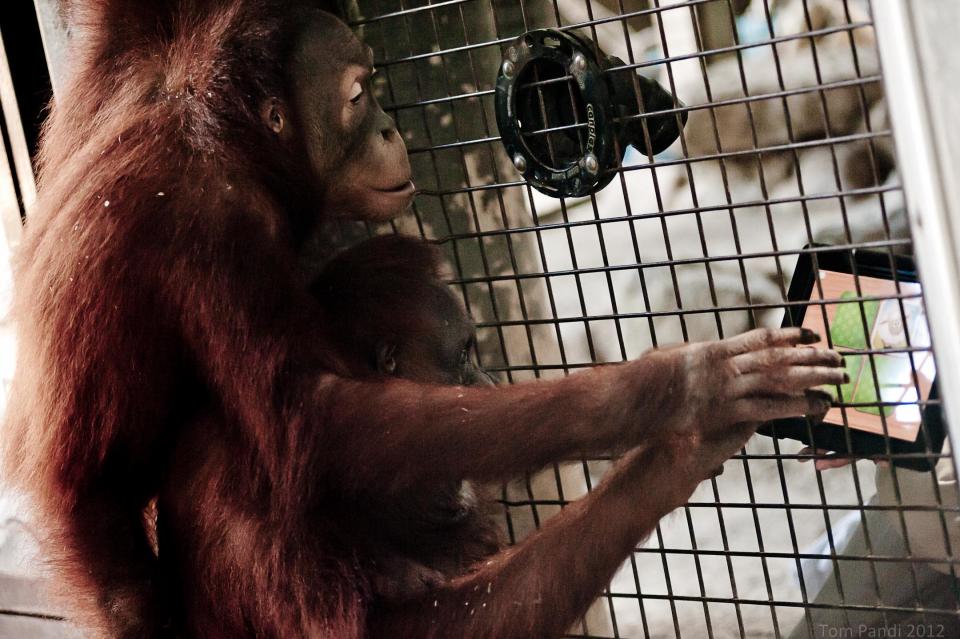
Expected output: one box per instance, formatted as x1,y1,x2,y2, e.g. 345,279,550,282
1,0,958,637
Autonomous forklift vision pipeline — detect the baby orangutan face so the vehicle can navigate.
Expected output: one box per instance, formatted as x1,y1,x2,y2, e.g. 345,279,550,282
371,286,493,388
312,235,494,388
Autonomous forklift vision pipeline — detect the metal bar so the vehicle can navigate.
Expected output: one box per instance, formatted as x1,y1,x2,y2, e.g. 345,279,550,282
431,190,904,241
376,17,871,70
872,0,960,473
33,0,67,98
0,28,35,227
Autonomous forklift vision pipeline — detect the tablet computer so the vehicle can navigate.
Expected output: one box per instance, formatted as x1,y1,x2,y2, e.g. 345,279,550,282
757,246,945,471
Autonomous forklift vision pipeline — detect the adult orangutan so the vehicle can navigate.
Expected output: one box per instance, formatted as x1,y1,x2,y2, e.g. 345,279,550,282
2,1,846,637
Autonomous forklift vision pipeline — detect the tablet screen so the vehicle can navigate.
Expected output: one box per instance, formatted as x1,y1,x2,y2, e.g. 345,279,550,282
799,270,934,442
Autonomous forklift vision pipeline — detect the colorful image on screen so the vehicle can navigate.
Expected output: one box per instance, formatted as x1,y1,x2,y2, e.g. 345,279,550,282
799,271,934,442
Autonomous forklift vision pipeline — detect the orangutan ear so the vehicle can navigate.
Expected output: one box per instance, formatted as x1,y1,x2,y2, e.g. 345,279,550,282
260,97,286,135
376,342,398,376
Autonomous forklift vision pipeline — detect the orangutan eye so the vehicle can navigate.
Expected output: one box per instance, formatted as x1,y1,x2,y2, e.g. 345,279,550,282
349,81,364,105
383,354,397,374
459,337,475,368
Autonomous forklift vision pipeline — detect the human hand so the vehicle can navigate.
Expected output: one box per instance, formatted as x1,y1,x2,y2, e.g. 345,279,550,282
798,446,889,471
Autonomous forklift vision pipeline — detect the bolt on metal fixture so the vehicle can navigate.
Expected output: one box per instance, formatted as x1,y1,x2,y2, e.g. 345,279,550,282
583,153,598,174
512,153,527,173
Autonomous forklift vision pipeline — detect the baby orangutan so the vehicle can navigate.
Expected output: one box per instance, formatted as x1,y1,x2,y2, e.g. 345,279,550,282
305,234,503,596
157,235,502,634
156,235,840,638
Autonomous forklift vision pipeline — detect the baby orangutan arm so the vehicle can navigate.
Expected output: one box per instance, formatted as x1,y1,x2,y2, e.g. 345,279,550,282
367,420,764,639
315,327,843,493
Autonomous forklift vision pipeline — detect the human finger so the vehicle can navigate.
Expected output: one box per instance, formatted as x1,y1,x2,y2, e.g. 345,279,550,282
797,446,851,468
814,456,855,471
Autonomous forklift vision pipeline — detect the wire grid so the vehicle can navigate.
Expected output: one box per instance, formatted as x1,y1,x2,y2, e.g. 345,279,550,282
353,0,960,636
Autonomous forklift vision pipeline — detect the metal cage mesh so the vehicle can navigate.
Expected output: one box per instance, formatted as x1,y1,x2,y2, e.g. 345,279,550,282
349,0,960,636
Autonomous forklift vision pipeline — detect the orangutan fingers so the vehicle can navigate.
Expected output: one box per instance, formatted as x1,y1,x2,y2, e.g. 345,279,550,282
731,391,832,423
718,327,821,357
730,346,843,374
730,366,848,397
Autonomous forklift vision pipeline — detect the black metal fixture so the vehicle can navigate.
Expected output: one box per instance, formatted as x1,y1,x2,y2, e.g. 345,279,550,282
495,28,687,198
